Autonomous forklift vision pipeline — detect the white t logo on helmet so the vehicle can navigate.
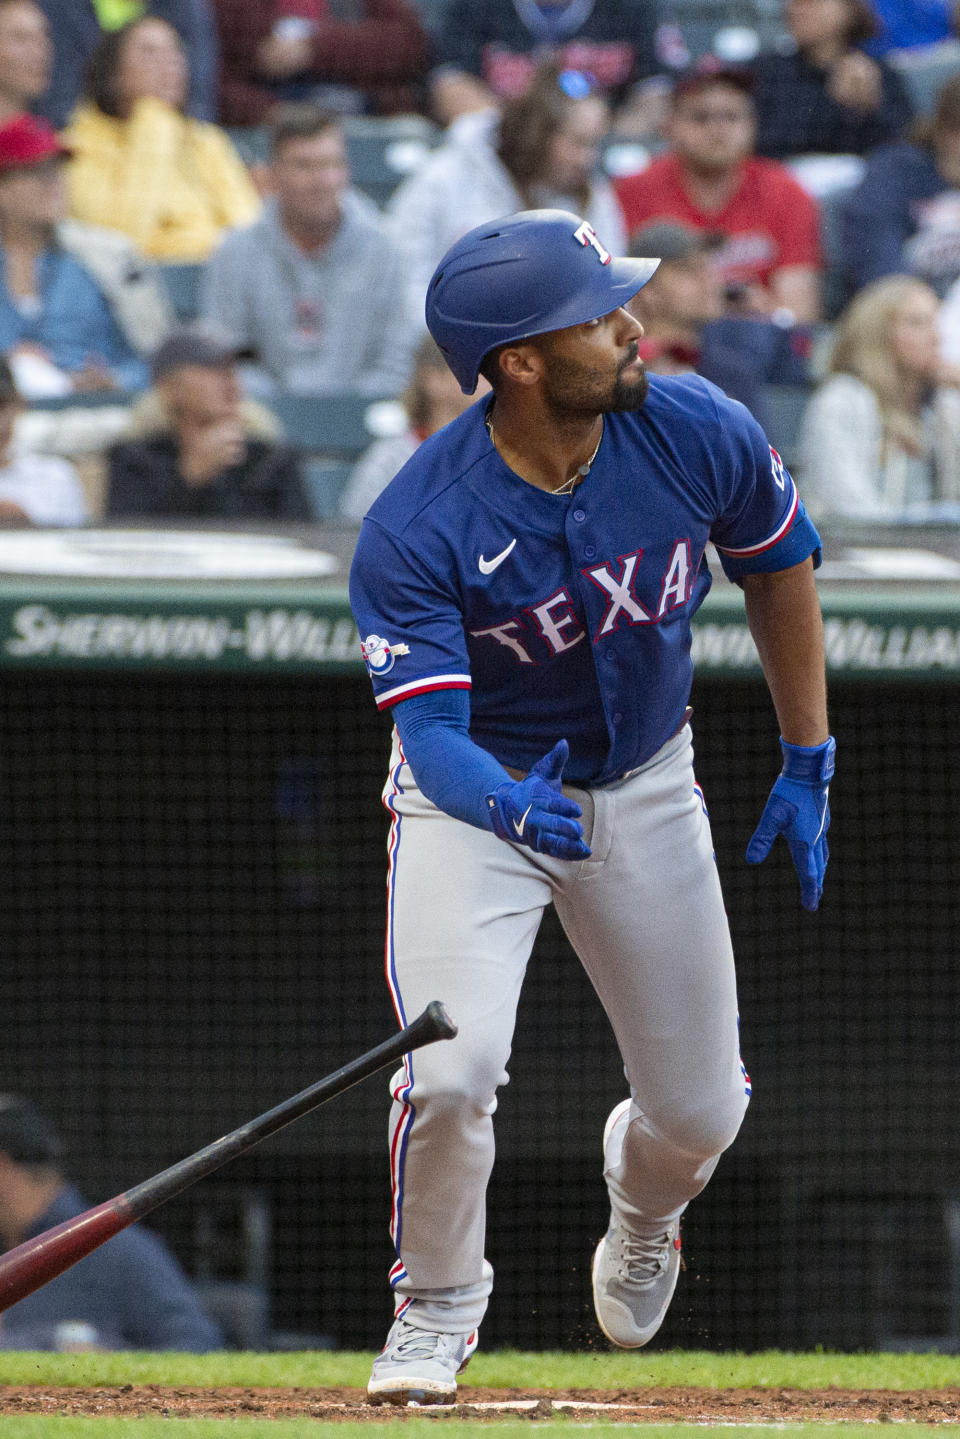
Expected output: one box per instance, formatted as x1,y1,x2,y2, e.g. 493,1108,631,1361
573,220,611,265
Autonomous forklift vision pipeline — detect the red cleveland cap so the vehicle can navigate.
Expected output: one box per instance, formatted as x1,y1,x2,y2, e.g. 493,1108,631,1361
672,56,754,101
0,114,71,174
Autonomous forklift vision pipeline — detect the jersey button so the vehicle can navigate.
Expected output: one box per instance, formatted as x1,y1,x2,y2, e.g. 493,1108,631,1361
573,508,586,522
613,711,623,725
584,543,596,558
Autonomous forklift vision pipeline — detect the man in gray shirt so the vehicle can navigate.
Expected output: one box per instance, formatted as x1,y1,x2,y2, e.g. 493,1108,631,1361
202,103,415,398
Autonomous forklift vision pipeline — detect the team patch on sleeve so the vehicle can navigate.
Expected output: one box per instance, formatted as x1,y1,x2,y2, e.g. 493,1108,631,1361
361,633,410,676
768,445,787,491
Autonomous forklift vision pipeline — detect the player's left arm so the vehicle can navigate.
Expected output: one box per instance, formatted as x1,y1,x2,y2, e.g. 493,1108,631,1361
707,387,834,910
742,557,834,911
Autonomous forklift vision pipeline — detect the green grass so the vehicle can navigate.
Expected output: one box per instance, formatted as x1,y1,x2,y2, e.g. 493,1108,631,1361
0,1349,957,1390
2,1352,958,1438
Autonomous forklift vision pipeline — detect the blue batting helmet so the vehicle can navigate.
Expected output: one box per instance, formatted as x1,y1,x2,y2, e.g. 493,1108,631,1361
425,209,660,394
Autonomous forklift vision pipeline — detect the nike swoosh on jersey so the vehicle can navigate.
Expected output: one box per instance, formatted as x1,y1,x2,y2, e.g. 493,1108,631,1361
478,538,517,574
513,803,533,838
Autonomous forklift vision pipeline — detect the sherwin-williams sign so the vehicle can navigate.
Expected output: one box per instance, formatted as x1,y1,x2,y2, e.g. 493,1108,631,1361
0,591,958,676
0,529,957,677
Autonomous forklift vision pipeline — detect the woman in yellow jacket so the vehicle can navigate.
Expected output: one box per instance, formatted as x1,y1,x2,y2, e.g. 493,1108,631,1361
63,17,261,263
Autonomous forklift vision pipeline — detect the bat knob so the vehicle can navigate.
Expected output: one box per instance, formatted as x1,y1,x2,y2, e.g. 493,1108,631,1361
424,1001,458,1040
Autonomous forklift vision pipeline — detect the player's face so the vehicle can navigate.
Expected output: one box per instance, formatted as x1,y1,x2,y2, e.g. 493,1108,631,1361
537,306,648,416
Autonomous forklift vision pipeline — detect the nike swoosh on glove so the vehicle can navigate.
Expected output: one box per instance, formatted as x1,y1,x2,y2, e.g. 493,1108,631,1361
485,739,591,861
746,736,835,911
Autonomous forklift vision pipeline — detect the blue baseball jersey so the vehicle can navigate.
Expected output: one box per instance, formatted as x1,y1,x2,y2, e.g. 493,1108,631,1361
349,373,821,786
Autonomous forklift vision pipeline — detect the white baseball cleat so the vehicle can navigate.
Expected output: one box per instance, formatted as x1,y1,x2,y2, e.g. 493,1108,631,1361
367,1316,478,1406
591,1099,683,1348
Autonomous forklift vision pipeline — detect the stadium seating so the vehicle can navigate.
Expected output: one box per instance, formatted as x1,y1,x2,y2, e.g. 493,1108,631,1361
161,263,205,322
184,1184,334,1351
226,126,271,169
301,459,354,521
659,0,789,62
226,117,439,208
269,391,403,454
759,381,812,470
341,115,439,207
268,391,407,521
887,41,960,117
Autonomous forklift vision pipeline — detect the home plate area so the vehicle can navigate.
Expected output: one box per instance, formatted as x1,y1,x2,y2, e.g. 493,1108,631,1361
1,1386,959,1421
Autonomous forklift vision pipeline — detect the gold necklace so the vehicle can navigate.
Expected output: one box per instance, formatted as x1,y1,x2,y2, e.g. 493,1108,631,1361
485,414,602,494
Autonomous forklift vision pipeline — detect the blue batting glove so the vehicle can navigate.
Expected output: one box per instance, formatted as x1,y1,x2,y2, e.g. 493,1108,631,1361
485,739,591,861
746,736,835,911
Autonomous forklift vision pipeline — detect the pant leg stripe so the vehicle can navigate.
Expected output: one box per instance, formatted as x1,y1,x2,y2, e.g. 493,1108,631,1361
389,1058,415,1248
383,745,408,1027
384,743,414,1252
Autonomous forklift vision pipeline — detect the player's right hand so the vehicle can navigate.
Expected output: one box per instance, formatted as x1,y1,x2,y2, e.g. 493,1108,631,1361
484,740,591,861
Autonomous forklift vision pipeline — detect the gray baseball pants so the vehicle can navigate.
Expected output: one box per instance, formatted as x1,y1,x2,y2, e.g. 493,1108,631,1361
382,722,750,1333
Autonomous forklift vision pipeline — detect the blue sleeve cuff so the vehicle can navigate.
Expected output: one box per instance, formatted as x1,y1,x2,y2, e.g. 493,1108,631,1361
719,501,822,583
392,687,511,831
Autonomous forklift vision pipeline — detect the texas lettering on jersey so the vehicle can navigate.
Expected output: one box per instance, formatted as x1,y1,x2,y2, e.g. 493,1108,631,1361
349,374,821,784
471,541,693,664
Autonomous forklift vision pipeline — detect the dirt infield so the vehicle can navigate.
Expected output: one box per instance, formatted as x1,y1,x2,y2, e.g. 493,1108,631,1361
2,1385,959,1422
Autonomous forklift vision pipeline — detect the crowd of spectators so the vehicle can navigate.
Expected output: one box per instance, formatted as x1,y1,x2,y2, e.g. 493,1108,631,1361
0,0,955,528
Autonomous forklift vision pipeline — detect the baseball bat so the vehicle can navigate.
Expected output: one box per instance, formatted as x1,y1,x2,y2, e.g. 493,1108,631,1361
0,1000,457,1314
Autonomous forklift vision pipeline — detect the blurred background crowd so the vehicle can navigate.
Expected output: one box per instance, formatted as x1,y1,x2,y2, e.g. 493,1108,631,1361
0,0,959,530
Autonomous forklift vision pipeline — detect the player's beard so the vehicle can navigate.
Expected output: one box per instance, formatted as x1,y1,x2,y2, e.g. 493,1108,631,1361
540,345,649,418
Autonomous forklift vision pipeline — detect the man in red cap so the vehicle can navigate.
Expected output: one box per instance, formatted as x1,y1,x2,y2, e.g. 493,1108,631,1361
0,112,160,396
616,60,823,324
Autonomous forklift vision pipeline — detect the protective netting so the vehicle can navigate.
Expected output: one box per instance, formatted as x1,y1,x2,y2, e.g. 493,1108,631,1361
2,672,958,1350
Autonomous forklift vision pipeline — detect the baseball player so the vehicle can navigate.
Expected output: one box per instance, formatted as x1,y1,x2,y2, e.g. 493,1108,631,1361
349,209,834,1406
